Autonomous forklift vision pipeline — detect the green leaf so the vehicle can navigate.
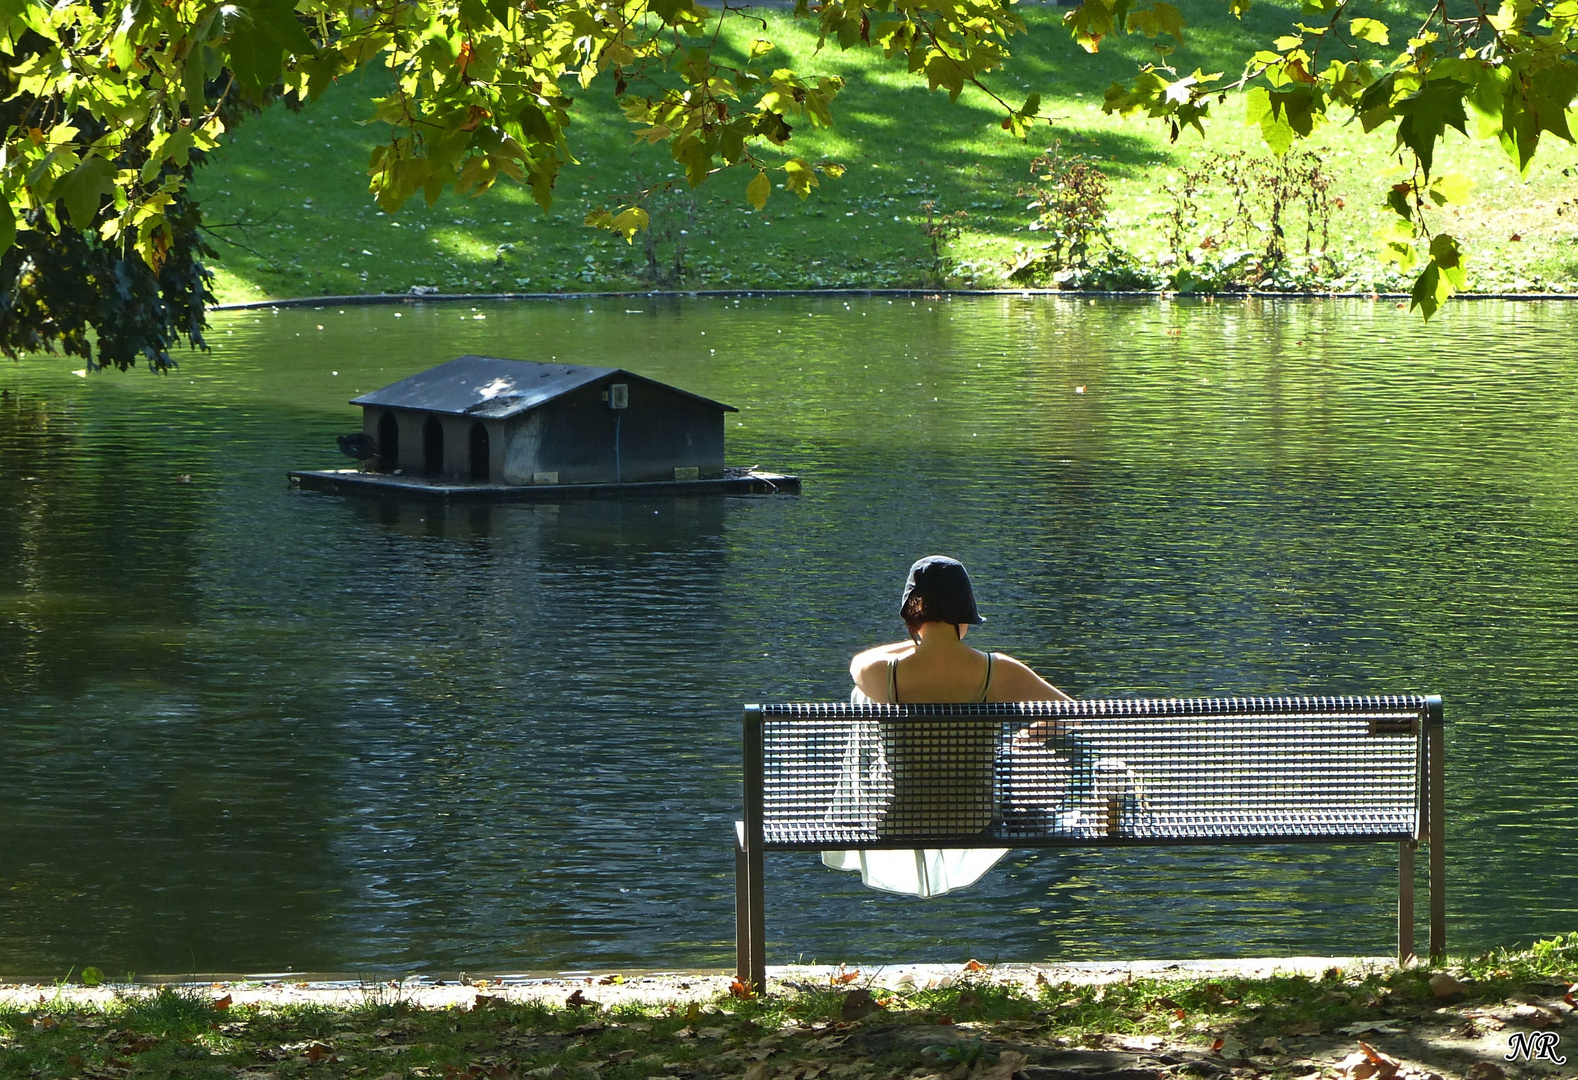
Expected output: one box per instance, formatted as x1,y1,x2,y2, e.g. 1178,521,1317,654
518,101,556,145
298,49,342,101
1410,263,1441,316
746,169,770,210
1348,17,1389,44
648,0,697,25
1244,84,1272,125
1409,261,1446,319
1152,3,1185,38
1427,172,1474,205
1429,232,1467,289
1393,79,1469,176
0,197,14,253
1386,183,1412,220
225,0,317,98
749,37,775,58
1358,71,1399,133
1373,221,1418,272
55,156,117,228
1527,61,1578,145
1064,0,1116,53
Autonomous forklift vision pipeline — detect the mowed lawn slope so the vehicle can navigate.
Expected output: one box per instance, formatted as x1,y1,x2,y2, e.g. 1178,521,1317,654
192,1,1578,302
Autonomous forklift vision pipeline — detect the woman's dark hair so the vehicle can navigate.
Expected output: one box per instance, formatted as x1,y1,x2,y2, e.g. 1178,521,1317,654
901,594,958,634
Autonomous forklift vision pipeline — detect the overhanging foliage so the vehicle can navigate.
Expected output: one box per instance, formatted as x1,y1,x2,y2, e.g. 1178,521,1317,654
1,0,1574,366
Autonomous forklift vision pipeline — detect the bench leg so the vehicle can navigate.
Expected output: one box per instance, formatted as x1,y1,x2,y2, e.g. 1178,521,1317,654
1398,841,1415,964
734,820,768,994
746,838,767,994
1427,721,1446,959
735,824,750,987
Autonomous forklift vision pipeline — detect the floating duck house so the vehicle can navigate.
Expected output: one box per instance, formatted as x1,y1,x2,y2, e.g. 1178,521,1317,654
289,355,798,500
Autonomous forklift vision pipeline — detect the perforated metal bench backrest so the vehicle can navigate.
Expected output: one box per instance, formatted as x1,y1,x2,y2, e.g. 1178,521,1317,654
745,696,1437,850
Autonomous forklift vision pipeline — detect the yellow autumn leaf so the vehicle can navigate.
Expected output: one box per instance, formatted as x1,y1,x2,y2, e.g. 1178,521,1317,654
746,169,770,210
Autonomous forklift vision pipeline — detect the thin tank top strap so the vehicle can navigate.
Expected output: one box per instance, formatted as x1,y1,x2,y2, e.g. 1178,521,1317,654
887,657,899,703
977,652,994,703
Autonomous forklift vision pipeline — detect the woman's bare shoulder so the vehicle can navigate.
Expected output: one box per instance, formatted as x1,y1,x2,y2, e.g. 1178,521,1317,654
989,653,1072,702
849,641,912,700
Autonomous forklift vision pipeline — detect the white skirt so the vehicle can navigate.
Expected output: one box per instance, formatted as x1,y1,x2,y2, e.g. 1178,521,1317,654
821,688,1008,898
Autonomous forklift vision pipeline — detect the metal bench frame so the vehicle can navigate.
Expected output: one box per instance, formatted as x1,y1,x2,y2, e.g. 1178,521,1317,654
734,695,1444,993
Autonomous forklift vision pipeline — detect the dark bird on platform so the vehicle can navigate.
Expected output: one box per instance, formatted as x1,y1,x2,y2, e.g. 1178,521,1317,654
336,433,380,472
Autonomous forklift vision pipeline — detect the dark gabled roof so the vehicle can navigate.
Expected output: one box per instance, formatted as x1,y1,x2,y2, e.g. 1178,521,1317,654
350,355,737,419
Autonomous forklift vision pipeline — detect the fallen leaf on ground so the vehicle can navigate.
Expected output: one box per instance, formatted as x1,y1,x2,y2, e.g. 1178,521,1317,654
1510,1003,1561,1028
963,959,987,972
832,970,860,985
1335,1050,1378,1079
1430,974,1468,1000
1260,1036,1286,1054
743,1062,770,1080
1359,1040,1401,1080
730,978,755,999
1282,1022,1322,1037
474,993,509,1009
213,994,232,1011
1214,1034,1246,1060
598,974,624,985
565,989,589,1007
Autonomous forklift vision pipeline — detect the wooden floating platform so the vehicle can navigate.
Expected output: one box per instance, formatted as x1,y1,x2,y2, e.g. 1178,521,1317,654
288,468,800,501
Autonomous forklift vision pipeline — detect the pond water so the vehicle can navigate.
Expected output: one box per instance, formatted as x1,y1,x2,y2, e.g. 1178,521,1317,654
2,294,1576,978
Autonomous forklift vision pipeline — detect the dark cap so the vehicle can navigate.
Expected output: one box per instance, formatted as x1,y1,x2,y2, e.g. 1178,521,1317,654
899,555,984,626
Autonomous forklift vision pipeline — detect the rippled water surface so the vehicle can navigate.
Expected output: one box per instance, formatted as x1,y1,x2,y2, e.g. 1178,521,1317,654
2,294,1576,976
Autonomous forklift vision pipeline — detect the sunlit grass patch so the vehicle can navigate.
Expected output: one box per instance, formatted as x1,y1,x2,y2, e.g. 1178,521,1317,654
181,3,1578,302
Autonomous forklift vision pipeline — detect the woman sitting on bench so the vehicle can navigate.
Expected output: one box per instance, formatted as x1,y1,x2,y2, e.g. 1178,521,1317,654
849,555,1070,706
824,556,1071,898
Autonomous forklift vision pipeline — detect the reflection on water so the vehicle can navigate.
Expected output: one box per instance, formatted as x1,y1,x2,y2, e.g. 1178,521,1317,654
1,295,1576,975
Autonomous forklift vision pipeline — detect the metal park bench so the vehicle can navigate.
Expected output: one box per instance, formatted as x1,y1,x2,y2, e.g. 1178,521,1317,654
734,695,1444,993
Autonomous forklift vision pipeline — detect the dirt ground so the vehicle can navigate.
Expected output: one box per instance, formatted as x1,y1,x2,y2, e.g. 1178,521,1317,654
1,958,1571,1080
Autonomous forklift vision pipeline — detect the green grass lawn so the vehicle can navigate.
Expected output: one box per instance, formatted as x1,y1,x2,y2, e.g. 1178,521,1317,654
191,1,1578,303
